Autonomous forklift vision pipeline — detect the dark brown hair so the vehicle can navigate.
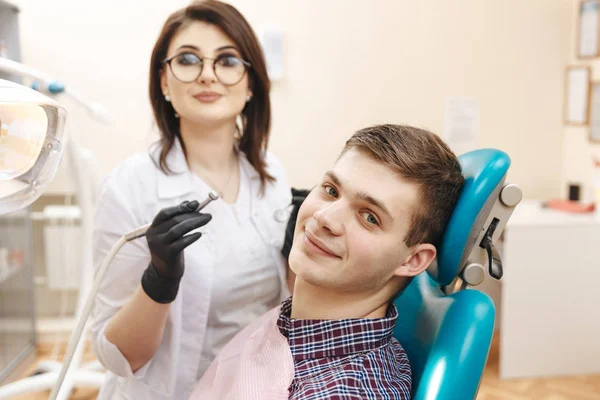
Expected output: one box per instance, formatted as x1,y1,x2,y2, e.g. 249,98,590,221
343,124,464,248
149,0,274,189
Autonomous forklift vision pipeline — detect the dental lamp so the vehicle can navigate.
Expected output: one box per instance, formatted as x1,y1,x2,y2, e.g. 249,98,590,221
0,78,67,214
0,56,112,214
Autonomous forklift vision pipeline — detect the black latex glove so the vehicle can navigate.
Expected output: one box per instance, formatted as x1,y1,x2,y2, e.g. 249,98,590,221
281,188,311,261
142,200,212,303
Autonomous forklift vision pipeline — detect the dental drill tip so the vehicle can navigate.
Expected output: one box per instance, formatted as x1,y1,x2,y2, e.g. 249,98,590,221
193,191,219,212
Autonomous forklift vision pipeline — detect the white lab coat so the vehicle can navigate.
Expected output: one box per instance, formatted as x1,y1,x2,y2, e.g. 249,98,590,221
91,139,292,400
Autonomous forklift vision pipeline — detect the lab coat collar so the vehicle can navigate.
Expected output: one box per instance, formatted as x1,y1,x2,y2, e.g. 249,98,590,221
154,138,261,199
239,150,260,181
165,137,189,174
155,138,194,199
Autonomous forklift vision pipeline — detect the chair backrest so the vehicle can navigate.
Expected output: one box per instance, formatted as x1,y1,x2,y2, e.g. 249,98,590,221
393,149,517,400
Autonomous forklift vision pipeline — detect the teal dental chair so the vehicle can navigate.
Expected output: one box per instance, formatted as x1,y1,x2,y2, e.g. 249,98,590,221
393,149,522,400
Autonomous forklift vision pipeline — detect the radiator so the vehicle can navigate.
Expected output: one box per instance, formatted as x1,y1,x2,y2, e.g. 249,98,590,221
42,205,82,290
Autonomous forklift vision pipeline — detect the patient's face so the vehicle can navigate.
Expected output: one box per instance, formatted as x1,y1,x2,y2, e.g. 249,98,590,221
289,148,421,296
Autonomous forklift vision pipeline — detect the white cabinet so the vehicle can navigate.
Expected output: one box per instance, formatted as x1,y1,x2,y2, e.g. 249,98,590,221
500,200,600,379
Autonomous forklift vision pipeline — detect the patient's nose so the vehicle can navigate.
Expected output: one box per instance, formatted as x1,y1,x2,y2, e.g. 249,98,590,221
313,202,345,236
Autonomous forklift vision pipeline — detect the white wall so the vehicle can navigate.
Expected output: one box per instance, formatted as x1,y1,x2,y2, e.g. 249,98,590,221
562,0,600,202
12,0,573,199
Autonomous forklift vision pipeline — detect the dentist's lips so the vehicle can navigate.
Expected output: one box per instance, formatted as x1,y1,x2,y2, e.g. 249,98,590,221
193,91,222,103
303,231,340,258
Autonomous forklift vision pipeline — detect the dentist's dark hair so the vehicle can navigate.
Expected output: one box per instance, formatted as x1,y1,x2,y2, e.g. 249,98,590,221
148,0,274,191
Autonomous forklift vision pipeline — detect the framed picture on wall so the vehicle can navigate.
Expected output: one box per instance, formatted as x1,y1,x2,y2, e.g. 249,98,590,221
589,82,600,142
578,0,600,58
565,66,591,125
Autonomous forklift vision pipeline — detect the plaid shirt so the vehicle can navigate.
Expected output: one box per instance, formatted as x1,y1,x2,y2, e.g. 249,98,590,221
277,298,412,400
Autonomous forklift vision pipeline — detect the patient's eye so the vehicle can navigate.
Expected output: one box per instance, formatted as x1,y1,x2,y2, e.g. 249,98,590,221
361,212,379,226
323,184,338,198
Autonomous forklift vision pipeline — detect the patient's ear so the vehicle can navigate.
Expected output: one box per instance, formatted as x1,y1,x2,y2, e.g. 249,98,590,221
394,244,436,277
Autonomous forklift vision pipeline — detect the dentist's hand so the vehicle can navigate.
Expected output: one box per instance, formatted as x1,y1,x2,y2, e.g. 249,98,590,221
142,200,212,303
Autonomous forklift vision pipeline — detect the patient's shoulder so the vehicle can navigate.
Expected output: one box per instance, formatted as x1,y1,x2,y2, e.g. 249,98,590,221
214,305,282,361
359,338,412,398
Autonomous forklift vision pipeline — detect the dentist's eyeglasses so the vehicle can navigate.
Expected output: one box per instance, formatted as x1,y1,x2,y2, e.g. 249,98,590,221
162,52,251,86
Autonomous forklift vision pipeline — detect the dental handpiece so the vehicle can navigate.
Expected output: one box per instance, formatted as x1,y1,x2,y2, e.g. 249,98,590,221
124,190,219,241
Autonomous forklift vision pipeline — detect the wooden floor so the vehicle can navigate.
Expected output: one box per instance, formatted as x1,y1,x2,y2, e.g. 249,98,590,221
5,335,600,399
478,335,600,399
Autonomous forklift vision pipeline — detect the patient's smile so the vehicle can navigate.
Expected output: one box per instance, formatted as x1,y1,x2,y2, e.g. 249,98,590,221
302,232,340,259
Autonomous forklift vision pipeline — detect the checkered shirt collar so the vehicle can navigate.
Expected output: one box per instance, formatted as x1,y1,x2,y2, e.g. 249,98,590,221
276,297,398,361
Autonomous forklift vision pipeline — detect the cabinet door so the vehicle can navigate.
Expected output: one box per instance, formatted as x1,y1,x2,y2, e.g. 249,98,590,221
0,208,36,383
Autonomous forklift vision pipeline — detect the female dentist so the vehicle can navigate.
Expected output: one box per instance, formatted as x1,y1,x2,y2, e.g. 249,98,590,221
90,1,294,399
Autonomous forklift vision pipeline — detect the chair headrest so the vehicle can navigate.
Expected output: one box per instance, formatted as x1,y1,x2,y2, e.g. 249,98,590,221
428,149,511,286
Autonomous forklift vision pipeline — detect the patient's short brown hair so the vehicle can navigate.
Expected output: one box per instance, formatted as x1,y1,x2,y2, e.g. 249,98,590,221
343,124,464,248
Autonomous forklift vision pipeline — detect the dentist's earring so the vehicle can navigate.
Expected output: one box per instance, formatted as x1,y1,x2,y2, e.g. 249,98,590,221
165,94,178,117
246,94,252,103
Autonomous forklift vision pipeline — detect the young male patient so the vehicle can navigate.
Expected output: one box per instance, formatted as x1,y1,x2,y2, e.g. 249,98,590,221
190,124,464,399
